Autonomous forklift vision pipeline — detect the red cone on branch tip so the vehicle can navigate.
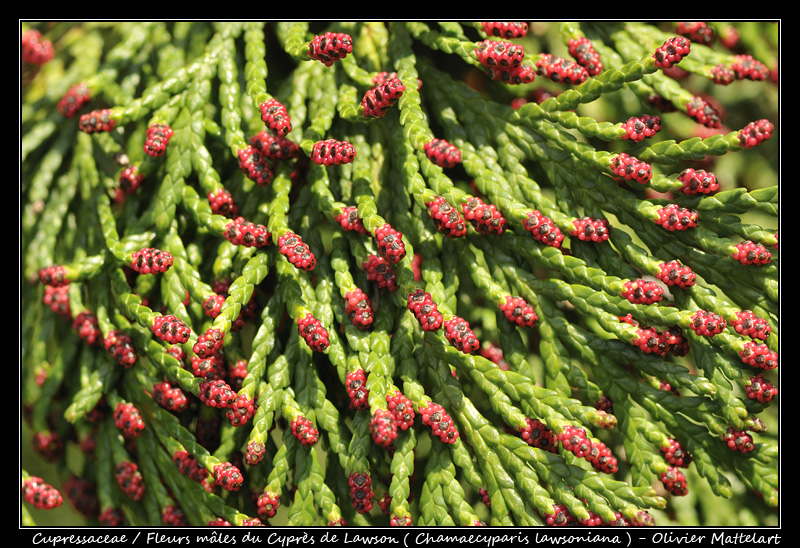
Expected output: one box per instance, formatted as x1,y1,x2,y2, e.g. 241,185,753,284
291,415,319,446
213,462,243,491
375,223,406,263
480,22,528,40
104,330,137,368
113,402,145,438
407,289,443,331
31,431,64,462
732,310,771,340
346,369,369,410
424,138,461,168
586,440,619,474
244,441,266,467
386,390,416,431
73,311,101,346
656,260,696,288
311,138,356,166
419,401,459,444
58,82,91,118
198,379,236,409
486,62,536,85
732,240,772,265
39,264,69,287
203,294,226,318
610,152,652,184
277,231,316,271
722,428,755,453
335,206,367,234
677,167,719,195
259,98,292,136
238,145,273,185
731,55,770,81
152,382,188,413
535,53,589,85
251,129,298,160
362,77,405,118
257,491,280,519
474,39,534,84
443,316,480,353
226,393,257,426
676,22,715,45
130,247,173,275
308,32,353,66
558,425,592,458
475,39,524,69
362,254,398,292
652,36,691,69
173,450,207,482
686,96,722,128
711,64,735,85
21,29,54,65
568,36,603,75
661,438,693,468
22,476,63,510
654,204,698,231
620,114,661,142
79,109,116,133
152,314,191,344
224,216,271,248
740,341,778,371
115,461,145,501
689,310,727,337
345,288,374,329
162,505,188,526
570,216,610,243
522,209,564,248
621,278,663,305
462,196,507,235
208,188,239,218
426,196,467,238
745,374,778,404
631,325,664,354
499,295,538,328
519,417,558,452
544,503,576,526
348,471,374,513
297,313,330,352
143,123,174,157
660,466,689,496
116,166,145,202
370,408,398,448
43,285,71,319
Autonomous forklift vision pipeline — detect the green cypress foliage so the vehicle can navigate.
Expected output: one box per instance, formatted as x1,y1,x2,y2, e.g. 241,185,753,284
21,21,778,528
